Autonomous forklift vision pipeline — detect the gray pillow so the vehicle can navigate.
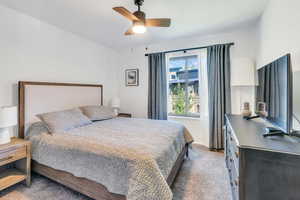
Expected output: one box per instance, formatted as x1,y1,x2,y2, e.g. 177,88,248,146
25,122,50,139
80,105,116,121
36,108,92,133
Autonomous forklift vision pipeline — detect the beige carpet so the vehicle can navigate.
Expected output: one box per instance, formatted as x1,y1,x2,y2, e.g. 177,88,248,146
0,144,232,200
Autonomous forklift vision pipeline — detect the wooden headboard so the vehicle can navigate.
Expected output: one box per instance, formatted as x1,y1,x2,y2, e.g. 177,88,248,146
18,81,103,138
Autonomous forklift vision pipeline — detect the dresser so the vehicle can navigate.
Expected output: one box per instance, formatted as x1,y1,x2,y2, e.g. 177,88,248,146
225,114,300,200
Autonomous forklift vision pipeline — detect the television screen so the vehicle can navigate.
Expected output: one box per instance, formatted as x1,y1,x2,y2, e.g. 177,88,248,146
256,54,292,133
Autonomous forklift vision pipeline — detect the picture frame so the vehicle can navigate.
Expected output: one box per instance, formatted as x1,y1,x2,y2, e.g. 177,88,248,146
125,69,139,86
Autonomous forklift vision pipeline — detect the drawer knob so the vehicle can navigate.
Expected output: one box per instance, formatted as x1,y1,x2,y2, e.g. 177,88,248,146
234,179,239,186
235,151,239,158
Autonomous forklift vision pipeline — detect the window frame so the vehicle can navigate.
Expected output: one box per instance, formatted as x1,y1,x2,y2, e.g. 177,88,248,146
166,50,202,118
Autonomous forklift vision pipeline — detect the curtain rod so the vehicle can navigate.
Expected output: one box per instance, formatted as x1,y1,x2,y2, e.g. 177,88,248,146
144,42,234,56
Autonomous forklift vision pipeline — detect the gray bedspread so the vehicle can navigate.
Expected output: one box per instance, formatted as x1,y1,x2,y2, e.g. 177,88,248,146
27,117,193,200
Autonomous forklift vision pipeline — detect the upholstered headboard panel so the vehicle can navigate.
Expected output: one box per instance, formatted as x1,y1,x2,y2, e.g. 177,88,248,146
18,81,103,138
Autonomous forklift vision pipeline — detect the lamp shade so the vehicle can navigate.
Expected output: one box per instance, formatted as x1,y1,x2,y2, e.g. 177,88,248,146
111,98,120,108
0,106,18,128
231,58,256,86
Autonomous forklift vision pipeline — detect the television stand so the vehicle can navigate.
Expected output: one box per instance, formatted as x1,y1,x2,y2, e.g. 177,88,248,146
225,114,300,200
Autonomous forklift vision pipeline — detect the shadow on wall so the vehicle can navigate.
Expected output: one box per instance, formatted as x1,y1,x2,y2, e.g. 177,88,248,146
169,116,209,147
13,83,18,137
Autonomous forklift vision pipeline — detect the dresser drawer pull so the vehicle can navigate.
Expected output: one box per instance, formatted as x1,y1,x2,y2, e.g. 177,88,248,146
235,151,239,158
0,156,13,162
234,179,239,186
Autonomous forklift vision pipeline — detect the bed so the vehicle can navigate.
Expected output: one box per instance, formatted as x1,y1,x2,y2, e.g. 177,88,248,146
18,81,193,200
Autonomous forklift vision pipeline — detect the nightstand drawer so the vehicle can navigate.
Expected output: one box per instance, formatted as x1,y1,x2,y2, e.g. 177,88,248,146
0,146,27,166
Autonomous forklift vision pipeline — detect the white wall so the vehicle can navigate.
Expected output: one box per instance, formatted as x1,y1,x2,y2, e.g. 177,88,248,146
257,0,300,130
257,0,300,71
0,5,119,108
0,5,119,136
117,24,259,146
118,24,259,118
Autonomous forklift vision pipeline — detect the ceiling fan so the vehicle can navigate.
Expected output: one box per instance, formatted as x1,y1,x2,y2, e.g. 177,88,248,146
113,0,171,35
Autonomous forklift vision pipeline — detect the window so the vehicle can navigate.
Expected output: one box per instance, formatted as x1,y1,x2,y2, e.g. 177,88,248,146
167,54,200,118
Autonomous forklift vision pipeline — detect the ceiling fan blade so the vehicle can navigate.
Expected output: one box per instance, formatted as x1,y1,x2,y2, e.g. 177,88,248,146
113,7,140,21
125,28,135,36
145,18,171,27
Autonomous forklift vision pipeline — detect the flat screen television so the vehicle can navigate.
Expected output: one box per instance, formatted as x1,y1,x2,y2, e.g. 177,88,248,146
256,54,292,134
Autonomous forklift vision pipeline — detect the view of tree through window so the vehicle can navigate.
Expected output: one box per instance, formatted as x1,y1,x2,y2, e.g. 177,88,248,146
168,55,200,118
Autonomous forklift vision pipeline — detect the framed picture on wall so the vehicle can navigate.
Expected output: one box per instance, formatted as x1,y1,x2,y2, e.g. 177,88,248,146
125,69,139,86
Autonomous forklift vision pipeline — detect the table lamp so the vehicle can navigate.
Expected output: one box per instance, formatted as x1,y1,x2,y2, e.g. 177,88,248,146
111,97,121,116
0,106,17,144
231,58,256,114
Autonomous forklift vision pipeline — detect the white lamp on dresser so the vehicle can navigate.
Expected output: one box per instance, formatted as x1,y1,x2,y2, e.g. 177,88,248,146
0,106,18,145
231,58,256,114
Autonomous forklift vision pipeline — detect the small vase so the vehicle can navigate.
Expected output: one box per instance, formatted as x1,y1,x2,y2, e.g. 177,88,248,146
241,102,252,117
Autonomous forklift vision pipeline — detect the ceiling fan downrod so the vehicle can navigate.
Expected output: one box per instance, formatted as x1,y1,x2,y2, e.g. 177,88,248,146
135,0,144,11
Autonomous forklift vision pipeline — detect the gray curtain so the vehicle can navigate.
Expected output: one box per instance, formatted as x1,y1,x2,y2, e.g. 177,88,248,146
148,53,168,120
207,44,232,150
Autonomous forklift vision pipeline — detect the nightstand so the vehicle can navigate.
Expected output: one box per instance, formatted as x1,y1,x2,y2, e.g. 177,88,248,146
0,138,31,191
118,113,132,118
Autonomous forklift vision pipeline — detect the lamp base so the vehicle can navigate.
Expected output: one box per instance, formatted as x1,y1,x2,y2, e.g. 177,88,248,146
0,128,11,145
113,108,119,116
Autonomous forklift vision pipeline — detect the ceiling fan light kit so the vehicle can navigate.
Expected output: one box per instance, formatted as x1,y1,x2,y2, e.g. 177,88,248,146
113,0,171,35
132,21,147,34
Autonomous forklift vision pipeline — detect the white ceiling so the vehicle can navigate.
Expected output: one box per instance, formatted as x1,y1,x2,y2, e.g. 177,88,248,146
0,0,268,49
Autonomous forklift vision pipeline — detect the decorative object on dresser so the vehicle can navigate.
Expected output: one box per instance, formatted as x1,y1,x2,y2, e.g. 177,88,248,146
118,113,132,118
0,138,31,191
225,114,300,200
241,102,251,118
245,102,268,120
125,68,139,86
0,106,18,145
256,102,268,117
111,97,121,115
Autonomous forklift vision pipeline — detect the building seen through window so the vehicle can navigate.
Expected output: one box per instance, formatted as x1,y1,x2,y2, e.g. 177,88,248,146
168,55,200,118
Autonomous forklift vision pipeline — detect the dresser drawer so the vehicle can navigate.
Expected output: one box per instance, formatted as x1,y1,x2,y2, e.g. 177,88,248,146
227,125,239,171
0,146,27,166
228,152,239,200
